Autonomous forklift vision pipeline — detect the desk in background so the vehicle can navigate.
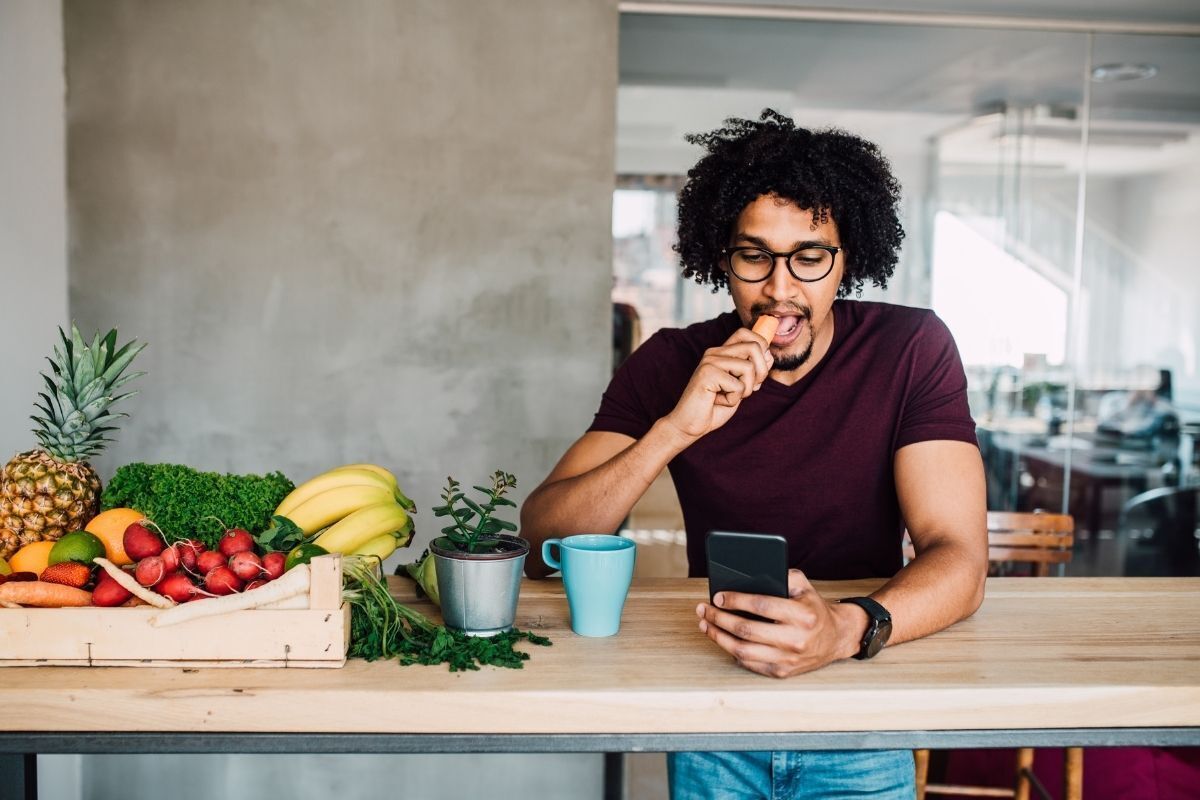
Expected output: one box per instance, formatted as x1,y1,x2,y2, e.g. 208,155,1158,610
978,422,1165,538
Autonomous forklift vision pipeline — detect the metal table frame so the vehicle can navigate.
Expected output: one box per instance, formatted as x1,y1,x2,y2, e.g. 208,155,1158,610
4,728,1198,800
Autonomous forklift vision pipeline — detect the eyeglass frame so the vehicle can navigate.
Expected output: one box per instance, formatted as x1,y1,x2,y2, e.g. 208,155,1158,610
720,244,841,283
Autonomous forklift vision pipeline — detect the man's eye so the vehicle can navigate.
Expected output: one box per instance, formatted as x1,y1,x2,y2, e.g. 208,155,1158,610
740,252,769,263
794,251,828,265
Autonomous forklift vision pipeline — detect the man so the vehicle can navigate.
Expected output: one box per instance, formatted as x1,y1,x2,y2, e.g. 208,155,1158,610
521,110,987,799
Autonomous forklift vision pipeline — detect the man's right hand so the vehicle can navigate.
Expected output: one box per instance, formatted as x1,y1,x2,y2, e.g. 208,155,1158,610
521,323,771,578
662,325,773,442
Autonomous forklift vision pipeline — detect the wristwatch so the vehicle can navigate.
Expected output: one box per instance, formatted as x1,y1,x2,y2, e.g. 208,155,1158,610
839,596,893,660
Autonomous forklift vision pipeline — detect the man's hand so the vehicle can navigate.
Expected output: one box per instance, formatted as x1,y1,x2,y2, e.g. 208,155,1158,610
662,327,773,442
695,570,869,678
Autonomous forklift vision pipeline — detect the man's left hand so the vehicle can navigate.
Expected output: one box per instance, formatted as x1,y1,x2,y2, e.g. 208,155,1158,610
695,569,868,678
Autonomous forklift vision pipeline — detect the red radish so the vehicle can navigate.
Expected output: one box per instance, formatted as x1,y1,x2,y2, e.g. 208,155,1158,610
181,538,205,561
243,579,267,591
205,565,243,595
261,552,286,580
158,571,199,603
162,541,197,572
228,551,263,581
218,528,255,558
196,549,226,575
91,575,133,607
123,522,165,560
135,556,166,587
159,545,180,572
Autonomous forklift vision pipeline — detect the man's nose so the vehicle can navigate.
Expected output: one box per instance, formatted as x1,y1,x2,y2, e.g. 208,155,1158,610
763,256,800,300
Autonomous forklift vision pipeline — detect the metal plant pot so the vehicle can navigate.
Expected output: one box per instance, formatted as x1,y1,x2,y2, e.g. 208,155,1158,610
430,534,529,637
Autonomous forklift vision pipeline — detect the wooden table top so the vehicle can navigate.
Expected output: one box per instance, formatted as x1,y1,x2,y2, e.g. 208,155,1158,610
3,577,1199,735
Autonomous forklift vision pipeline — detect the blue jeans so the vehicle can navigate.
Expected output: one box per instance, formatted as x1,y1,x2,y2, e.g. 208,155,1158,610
667,749,915,800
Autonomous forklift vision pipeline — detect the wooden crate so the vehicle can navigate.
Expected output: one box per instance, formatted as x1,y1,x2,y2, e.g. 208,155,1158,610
0,554,349,668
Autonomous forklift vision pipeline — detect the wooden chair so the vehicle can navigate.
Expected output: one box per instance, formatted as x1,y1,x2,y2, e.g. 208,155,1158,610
907,511,1082,800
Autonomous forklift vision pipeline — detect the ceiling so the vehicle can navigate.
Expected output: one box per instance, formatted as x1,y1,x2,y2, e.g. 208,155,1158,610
632,0,1200,27
617,11,1200,174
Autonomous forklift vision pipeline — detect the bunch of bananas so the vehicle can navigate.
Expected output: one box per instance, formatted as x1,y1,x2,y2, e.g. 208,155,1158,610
273,463,416,561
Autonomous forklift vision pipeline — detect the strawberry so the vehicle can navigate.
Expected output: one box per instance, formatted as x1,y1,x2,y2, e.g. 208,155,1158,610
40,562,92,589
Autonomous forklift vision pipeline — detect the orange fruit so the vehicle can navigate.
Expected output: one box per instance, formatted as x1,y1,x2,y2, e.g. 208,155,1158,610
10,541,55,576
85,507,145,567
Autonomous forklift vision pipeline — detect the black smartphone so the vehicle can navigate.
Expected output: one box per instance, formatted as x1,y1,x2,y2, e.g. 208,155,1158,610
705,531,789,622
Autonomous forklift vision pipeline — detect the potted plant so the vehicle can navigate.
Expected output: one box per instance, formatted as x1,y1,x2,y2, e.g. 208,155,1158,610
429,470,528,637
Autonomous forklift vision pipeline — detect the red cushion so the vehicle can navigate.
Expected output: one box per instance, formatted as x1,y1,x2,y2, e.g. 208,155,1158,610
942,747,1200,799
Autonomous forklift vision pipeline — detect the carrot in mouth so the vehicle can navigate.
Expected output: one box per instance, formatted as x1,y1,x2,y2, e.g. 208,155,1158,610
751,315,779,346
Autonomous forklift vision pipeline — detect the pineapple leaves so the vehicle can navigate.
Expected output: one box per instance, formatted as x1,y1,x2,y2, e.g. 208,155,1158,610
37,390,63,422
76,375,107,407
101,342,148,385
32,325,145,461
109,374,146,393
100,328,118,362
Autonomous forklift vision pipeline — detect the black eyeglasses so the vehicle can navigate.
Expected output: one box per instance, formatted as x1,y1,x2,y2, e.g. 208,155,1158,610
721,245,840,283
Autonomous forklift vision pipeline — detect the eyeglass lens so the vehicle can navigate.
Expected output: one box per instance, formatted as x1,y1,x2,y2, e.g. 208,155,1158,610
728,248,833,282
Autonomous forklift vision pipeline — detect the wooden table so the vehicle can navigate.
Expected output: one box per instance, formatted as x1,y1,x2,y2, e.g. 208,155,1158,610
2,577,1199,795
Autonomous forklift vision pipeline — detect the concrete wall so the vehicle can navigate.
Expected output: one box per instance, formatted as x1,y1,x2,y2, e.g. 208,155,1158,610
0,0,69,459
65,0,617,550
1,5,85,796
63,1,617,798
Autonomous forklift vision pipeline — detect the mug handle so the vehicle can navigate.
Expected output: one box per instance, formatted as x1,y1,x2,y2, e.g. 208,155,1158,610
542,539,563,571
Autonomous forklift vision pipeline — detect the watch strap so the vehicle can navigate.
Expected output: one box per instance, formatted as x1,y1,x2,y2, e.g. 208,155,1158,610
839,596,892,660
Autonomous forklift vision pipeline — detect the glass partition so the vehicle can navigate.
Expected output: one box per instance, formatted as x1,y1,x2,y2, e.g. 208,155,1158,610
616,13,1200,576
1071,33,1200,575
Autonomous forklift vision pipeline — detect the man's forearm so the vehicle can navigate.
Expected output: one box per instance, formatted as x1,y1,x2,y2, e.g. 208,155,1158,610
521,420,693,578
868,539,987,647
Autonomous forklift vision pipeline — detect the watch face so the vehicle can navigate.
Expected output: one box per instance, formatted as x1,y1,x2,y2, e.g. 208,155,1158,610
867,619,893,658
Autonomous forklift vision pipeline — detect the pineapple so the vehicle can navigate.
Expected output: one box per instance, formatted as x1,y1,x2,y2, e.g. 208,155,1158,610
0,326,145,558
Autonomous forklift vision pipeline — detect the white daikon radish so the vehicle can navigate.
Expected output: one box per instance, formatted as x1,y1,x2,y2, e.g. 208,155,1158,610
151,564,311,627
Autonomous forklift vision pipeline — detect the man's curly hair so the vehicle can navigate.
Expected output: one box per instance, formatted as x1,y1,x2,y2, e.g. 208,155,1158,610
675,109,905,297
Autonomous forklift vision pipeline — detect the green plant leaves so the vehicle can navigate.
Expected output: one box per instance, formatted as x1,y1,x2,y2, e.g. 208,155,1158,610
435,470,519,553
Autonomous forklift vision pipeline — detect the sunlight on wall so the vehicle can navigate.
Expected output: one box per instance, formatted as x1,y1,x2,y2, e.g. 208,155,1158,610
931,211,1068,368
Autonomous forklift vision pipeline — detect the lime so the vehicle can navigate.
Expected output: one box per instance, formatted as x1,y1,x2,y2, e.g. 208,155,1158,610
285,542,329,572
0,556,10,576
48,530,108,566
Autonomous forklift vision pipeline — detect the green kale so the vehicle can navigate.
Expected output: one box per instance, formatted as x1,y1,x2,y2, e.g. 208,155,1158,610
344,556,550,672
101,462,294,548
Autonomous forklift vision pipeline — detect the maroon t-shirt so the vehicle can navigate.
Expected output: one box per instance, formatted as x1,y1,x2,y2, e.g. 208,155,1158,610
589,300,978,580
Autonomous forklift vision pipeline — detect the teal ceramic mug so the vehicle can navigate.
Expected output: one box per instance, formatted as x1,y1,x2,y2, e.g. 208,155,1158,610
542,534,637,637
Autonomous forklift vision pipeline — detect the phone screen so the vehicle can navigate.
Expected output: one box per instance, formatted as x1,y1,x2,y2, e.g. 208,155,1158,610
705,531,789,622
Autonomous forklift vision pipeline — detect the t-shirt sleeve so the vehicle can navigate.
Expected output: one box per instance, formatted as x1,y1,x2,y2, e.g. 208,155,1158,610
894,313,978,451
588,332,680,441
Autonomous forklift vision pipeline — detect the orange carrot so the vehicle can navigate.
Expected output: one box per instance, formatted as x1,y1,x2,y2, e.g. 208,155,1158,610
0,580,92,608
751,315,779,345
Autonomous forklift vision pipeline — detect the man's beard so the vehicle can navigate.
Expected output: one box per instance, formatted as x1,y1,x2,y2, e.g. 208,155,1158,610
750,302,813,372
771,331,815,372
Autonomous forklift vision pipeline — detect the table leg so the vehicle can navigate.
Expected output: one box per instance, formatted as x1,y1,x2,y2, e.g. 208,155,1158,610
1089,479,1103,538
0,753,36,800
603,751,624,800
